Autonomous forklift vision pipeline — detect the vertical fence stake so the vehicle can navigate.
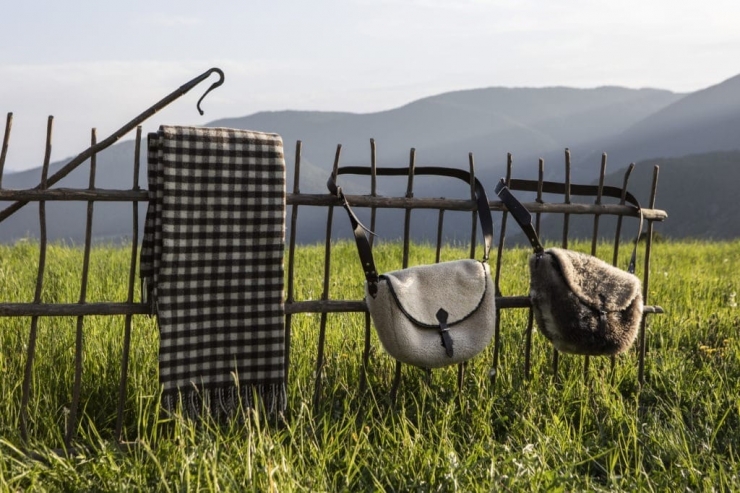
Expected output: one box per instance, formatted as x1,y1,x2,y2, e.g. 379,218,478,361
590,154,607,254
638,166,660,385
456,153,479,391
20,116,53,442
561,149,572,249
435,209,445,264
369,138,378,246
66,128,97,448
313,145,342,413
468,153,478,261
115,127,142,442
360,139,378,393
612,163,635,373
390,148,416,404
491,154,512,384
0,112,13,188
552,150,573,381
535,159,544,235
524,158,545,380
584,153,607,381
284,140,302,401
613,163,635,265
402,149,416,267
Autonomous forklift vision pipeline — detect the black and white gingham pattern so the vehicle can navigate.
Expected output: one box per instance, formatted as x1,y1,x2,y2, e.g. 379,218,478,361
140,133,163,306
141,126,286,418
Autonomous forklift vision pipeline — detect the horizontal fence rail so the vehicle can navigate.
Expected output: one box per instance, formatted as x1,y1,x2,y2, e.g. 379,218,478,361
0,188,668,220
0,298,667,317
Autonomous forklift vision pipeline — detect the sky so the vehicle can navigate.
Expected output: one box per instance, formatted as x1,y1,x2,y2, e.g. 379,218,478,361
1,0,739,172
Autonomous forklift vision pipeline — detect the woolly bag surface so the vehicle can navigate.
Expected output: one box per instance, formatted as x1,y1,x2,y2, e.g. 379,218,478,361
529,248,643,356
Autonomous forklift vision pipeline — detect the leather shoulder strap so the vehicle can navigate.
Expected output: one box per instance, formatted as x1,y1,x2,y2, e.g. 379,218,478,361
495,178,643,274
327,166,494,295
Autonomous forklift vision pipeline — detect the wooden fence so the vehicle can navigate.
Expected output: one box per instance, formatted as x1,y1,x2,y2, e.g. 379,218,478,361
0,69,667,451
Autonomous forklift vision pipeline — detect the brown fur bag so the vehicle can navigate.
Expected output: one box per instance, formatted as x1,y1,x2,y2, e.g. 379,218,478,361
496,180,644,356
529,248,642,355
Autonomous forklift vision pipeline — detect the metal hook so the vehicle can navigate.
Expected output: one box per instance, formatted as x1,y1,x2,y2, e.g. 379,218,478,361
0,66,228,224
195,68,225,115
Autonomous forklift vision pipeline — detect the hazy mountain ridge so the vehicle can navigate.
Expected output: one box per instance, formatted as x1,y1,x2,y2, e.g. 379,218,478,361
214,86,684,186
573,73,740,173
1,77,738,244
530,151,740,244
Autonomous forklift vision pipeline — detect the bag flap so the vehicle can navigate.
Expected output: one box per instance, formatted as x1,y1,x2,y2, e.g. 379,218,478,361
546,248,641,312
380,259,490,327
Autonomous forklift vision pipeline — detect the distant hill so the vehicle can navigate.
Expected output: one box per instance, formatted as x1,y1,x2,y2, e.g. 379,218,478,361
572,73,740,176
0,140,147,244
212,86,683,187
629,152,740,239
2,78,740,244
531,151,740,243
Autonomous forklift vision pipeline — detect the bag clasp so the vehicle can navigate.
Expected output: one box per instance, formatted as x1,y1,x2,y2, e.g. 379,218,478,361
436,308,454,358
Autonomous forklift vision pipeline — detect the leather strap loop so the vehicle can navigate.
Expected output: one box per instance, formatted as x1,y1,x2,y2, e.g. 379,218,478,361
495,178,644,274
327,166,494,289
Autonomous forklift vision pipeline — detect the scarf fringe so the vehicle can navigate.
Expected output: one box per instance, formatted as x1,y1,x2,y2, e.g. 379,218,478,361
162,383,286,422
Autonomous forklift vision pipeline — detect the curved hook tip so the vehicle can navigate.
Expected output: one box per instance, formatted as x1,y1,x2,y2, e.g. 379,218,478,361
196,68,225,116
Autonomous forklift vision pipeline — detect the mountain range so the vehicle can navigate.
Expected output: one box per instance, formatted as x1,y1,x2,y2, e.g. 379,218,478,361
2,73,740,244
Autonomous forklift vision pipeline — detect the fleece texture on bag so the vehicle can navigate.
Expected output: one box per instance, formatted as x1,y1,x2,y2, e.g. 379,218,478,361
365,259,496,368
529,248,643,356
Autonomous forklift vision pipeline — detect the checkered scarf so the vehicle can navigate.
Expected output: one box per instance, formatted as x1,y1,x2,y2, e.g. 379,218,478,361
141,126,286,420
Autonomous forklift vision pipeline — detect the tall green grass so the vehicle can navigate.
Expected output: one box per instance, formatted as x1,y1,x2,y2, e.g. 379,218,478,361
0,240,738,491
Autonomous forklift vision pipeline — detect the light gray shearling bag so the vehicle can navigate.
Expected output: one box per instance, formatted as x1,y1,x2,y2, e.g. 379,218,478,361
328,166,496,369
496,179,644,356
366,258,495,368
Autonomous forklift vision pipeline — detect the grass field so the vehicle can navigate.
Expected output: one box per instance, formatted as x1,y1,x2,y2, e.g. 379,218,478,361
0,239,739,491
